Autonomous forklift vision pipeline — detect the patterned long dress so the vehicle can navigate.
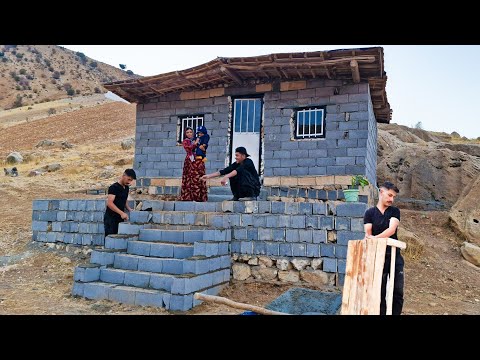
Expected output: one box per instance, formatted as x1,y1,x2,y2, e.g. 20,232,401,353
179,138,208,202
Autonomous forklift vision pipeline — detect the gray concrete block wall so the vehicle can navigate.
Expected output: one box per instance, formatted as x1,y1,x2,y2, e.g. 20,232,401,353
31,199,129,246
365,87,378,185
134,80,377,182
134,96,230,178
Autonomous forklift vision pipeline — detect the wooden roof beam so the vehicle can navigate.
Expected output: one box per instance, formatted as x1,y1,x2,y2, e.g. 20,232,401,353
350,60,360,84
220,66,243,85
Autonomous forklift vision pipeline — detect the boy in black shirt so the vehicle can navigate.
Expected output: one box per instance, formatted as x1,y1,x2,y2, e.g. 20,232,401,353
202,146,261,201
364,181,404,315
104,169,136,236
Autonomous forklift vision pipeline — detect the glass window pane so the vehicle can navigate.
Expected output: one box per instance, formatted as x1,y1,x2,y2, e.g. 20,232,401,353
298,112,304,136
241,100,248,132
248,100,255,132
234,101,241,132
254,99,261,132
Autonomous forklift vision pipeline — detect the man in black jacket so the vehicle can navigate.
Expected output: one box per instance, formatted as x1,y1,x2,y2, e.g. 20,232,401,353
202,147,261,201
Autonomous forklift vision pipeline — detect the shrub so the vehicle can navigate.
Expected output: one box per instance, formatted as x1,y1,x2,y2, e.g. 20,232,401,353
26,74,34,80
12,94,23,108
60,70,65,75
14,75,21,82
63,82,72,91
119,64,126,69
28,106,33,110
48,66,54,72
47,108,56,115
94,87,101,93
66,89,75,96
1,57,7,63
76,89,81,94
126,70,134,75
0,51,4,57
16,53,23,59
16,85,21,90
28,94,33,98
11,50,16,55
57,85,62,90
19,68,26,75
51,79,57,84
89,61,97,68
44,59,51,67
52,71,60,79
41,84,46,89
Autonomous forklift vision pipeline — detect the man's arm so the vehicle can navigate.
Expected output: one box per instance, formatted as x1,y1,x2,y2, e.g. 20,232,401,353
107,194,128,220
201,171,221,181
220,170,237,185
364,223,373,238
368,217,400,239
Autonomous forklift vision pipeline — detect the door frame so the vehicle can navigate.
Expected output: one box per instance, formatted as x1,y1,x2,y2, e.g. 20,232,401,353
229,94,265,180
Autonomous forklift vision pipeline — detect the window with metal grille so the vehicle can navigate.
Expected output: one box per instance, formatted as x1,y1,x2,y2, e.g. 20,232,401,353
294,107,326,139
178,115,204,143
233,98,262,133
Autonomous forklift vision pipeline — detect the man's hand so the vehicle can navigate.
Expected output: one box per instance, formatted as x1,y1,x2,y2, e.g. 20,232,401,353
220,176,228,186
120,212,129,221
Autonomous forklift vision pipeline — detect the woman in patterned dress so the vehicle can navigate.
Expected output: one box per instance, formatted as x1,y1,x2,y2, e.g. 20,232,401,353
179,127,208,202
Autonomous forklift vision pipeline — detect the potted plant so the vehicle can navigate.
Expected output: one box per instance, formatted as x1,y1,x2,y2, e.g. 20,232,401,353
344,175,369,202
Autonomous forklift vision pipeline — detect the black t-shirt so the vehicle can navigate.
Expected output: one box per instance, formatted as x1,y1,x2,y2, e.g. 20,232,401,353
106,182,129,218
219,158,261,194
364,206,401,254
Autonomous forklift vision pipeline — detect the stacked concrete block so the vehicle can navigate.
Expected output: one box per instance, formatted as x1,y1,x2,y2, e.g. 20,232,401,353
32,199,108,246
72,228,231,311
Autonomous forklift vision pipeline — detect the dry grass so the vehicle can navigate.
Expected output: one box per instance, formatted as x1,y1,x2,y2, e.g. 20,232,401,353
402,235,425,262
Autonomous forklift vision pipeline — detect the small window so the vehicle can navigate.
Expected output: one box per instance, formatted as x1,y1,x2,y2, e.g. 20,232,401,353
294,107,325,139
178,115,204,143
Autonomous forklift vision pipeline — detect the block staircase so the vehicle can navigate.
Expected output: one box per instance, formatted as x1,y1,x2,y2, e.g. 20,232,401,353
72,228,231,311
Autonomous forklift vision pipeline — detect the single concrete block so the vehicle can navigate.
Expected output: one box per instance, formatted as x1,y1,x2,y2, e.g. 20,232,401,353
168,294,193,311
306,244,320,257
337,231,365,245
205,243,220,257
258,228,272,241
74,265,101,282
118,223,141,235
137,257,163,273
323,258,337,273
272,229,285,241
162,259,184,274
184,231,204,243
127,241,151,256
286,229,300,242
105,236,128,250
312,203,327,215
149,274,174,291
298,203,313,215
174,245,194,259
335,217,351,231
271,202,285,214
83,282,115,300
100,268,125,284
335,245,348,259
320,243,336,257
241,214,254,226
109,286,137,305
135,289,164,307
124,271,151,288
129,211,151,223
114,254,140,271
305,215,319,229
350,218,365,232
292,243,307,257
337,259,347,274
72,281,84,296
291,216,306,229
32,221,49,232
240,241,253,254
91,250,115,266
299,229,313,243
320,216,335,230
32,200,49,211
336,202,368,217
279,243,293,257
254,242,266,255
247,229,258,241
285,203,299,215
312,230,327,244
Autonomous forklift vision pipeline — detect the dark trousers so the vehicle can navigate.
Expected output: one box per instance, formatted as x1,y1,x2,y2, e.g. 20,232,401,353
229,176,256,199
104,212,123,237
380,251,404,315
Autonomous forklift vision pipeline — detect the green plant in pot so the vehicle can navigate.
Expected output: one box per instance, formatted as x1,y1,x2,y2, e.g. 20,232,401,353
344,175,369,202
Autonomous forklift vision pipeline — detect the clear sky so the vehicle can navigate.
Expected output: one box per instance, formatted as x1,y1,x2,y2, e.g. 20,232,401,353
62,45,480,138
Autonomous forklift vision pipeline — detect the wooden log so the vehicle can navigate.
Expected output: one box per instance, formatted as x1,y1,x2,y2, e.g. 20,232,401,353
220,66,243,85
194,293,289,315
350,60,360,84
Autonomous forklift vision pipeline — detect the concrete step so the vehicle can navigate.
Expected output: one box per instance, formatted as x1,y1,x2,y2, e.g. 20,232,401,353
208,186,233,196
138,229,231,243
98,267,230,295
207,194,232,202
127,240,194,259
112,253,231,275
104,234,138,250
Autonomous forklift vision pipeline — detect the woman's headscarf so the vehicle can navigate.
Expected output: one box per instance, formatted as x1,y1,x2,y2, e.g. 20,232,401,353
184,126,194,140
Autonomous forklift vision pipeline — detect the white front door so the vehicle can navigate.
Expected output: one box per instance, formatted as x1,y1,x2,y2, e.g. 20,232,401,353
231,98,262,173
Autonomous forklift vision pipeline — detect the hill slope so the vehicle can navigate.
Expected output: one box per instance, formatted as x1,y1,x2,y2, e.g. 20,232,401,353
0,45,138,110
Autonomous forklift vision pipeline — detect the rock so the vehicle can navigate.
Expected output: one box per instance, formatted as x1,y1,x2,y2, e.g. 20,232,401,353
278,270,300,283
327,231,336,242
276,258,292,271
36,139,56,147
460,242,480,267
65,246,71,253
74,249,82,255
60,257,71,264
291,258,311,271
449,176,480,246
231,254,238,261
311,258,324,270
35,139,73,149
41,163,61,172
121,138,135,150
6,152,23,164
104,165,114,171
232,263,251,280
429,302,437,307
300,269,334,286
240,254,251,262
55,244,62,250
258,256,274,267
251,266,278,280
46,243,56,249
247,257,258,265
83,249,93,255
28,170,43,177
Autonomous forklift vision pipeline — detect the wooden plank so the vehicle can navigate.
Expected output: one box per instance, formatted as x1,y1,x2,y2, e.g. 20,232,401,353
350,241,364,315
386,249,396,315
360,238,377,314
220,66,243,85
355,239,367,314
370,238,387,314
385,238,407,250
345,241,362,314
341,240,356,314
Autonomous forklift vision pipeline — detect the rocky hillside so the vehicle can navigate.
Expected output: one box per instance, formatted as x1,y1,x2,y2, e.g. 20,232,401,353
377,124,480,247
0,45,138,110
377,124,480,209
